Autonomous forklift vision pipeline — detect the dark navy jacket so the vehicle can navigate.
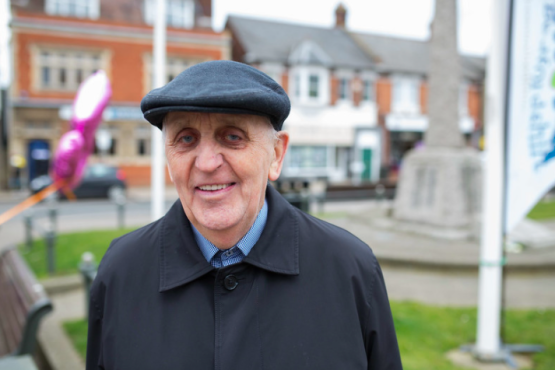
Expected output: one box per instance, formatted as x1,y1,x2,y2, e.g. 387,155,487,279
86,185,402,370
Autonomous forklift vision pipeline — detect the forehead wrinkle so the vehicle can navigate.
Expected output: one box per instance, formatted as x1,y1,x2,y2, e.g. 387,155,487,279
165,112,209,135
165,112,273,142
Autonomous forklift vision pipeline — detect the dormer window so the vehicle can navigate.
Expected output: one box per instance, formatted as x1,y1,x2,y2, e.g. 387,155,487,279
309,75,319,98
288,40,331,106
144,0,195,29
289,67,329,106
45,0,99,19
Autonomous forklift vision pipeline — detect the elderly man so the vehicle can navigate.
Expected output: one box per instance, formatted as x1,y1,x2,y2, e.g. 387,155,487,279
86,61,402,370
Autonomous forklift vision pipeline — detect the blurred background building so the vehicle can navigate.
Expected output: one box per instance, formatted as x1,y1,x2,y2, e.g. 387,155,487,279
227,4,485,184
8,0,229,187
6,1,484,187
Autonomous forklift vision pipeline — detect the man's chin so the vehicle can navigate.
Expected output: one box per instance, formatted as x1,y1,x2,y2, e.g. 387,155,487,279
194,212,243,233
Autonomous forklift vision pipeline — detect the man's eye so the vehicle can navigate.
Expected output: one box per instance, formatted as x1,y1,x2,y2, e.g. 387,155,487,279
226,134,241,141
179,135,195,144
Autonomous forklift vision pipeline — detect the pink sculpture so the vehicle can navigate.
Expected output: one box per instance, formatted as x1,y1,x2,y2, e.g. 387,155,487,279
0,71,112,225
52,70,112,189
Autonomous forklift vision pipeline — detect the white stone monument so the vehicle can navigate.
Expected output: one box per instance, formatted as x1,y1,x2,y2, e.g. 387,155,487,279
393,0,482,239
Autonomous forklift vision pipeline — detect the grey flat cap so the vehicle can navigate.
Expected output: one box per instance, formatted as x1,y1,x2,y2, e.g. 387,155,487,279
141,60,291,131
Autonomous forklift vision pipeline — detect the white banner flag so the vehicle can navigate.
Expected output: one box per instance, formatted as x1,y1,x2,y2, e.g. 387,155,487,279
505,0,555,232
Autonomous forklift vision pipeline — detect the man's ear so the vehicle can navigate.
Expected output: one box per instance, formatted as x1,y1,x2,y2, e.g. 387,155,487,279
268,131,289,181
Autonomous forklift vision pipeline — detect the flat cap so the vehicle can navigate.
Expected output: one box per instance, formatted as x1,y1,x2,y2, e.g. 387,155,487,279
141,60,291,131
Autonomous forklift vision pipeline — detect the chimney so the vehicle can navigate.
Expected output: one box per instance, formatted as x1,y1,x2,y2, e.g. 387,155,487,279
335,3,347,28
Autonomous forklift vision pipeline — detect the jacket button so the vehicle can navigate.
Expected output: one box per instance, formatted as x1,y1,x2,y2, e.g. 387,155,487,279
224,275,239,291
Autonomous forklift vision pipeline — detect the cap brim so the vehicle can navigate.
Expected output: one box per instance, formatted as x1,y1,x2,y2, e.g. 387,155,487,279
144,106,279,130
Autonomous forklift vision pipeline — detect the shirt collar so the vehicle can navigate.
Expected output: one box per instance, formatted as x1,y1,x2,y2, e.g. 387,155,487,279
191,200,268,263
158,185,299,292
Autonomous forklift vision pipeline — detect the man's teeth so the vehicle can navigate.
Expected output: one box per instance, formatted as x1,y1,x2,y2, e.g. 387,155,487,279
199,184,231,191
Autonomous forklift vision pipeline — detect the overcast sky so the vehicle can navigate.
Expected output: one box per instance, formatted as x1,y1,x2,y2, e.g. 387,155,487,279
212,0,492,56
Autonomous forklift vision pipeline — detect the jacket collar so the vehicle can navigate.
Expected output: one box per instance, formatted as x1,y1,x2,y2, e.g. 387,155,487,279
159,185,299,292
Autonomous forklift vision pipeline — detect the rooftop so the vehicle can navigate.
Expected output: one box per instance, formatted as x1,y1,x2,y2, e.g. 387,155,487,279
227,15,375,70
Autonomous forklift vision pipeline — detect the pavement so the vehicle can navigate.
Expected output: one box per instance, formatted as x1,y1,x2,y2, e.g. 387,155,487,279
321,200,555,309
1,187,555,369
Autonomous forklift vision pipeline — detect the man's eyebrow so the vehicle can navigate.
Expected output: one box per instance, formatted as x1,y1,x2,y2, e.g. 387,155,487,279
167,118,195,132
219,114,259,128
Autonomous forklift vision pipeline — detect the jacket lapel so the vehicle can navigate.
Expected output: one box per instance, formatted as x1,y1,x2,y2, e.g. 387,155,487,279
158,200,214,292
243,185,300,276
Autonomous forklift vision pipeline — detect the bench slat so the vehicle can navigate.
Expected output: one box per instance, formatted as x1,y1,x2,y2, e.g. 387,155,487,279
0,248,52,358
4,252,41,307
0,262,24,355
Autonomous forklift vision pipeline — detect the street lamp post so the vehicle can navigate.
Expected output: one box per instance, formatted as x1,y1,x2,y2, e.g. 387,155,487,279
151,0,167,221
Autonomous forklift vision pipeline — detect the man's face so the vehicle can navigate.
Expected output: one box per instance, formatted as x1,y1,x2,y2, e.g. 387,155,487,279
164,112,288,246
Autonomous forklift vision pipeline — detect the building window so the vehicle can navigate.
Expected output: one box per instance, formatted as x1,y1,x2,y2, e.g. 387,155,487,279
362,79,374,101
294,74,301,98
289,146,327,169
144,0,194,29
145,56,207,91
309,75,319,98
94,139,116,155
265,71,281,84
138,139,146,155
289,67,329,105
135,126,151,156
45,0,99,18
137,139,151,156
166,57,193,83
338,78,350,100
41,66,50,86
59,68,67,87
108,139,117,155
37,49,104,91
392,76,420,114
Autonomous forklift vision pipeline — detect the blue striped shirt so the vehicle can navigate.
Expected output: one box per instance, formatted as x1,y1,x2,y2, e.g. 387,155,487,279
191,200,268,268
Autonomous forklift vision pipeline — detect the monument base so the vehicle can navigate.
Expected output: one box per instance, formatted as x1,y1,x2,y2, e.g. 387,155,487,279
372,215,478,240
393,147,482,240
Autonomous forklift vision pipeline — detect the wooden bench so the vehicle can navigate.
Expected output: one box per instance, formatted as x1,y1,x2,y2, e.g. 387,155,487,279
0,247,53,367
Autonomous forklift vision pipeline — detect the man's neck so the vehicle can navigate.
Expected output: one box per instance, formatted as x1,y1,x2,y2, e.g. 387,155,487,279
195,224,252,250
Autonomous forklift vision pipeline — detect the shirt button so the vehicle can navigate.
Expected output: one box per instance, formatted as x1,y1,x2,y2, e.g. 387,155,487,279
224,275,239,291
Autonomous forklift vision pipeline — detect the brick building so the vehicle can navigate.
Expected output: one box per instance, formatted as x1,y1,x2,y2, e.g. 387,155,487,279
9,0,230,186
227,5,485,183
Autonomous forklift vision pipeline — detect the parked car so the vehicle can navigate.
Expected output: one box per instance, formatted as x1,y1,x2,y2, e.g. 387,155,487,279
30,164,127,200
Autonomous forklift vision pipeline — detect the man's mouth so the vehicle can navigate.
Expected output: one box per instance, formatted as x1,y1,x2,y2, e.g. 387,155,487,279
197,183,234,191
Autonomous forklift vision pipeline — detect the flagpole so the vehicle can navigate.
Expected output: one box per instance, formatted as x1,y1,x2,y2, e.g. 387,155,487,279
151,0,166,221
475,0,511,359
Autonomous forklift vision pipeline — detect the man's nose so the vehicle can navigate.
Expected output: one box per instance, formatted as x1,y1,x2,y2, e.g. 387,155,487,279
194,141,223,172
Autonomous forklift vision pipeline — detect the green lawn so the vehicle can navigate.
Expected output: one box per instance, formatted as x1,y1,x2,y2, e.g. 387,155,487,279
392,302,555,370
19,227,137,279
527,199,555,220
64,319,89,359
64,302,555,370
